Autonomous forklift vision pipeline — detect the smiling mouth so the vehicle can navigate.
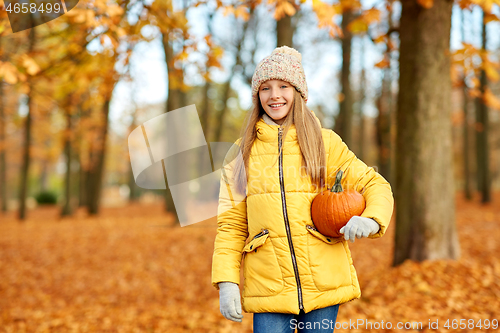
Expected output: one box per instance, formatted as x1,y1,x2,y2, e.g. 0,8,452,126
269,103,286,109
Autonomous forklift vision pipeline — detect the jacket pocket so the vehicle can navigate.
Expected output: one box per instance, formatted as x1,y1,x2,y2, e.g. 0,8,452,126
306,224,342,245
242,229,284,297
306,224,353,291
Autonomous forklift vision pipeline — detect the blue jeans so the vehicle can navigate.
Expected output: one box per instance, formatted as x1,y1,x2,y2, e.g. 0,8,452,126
253,304,340,333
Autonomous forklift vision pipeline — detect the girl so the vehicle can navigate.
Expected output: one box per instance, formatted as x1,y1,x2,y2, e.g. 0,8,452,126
211,46,394,333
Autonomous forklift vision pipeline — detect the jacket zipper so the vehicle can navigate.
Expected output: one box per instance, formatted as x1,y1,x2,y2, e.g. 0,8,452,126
306,224,318,232
278,126,304,310
249,229,269,253
252,228,269,240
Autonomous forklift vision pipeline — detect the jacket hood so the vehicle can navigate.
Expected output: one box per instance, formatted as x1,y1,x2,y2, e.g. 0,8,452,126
255,110,322,143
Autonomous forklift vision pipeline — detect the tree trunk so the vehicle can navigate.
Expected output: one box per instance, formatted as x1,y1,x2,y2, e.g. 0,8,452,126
334,8,354,147
61,106,73,216
18,24,36,221
357,36,366,161
79,152,88,207
213,7,253,143
376,1,396,185
39,155,49,192
393,0,460,265
128,111,139,202
475,11,490,204
87,99,110,215
79,164,88,207
199,13,212,180
77,99,88,208
162,31,182,224
460,9,472,201
277,13,294,47
213,81,230,143
0,75,6,213
376,68,393,184
463,83,472,200
128,166,138,202
199,10,214,146
200,81,210,138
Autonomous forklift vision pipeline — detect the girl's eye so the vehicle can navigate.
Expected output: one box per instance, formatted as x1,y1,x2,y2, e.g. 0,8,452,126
281,85,288,88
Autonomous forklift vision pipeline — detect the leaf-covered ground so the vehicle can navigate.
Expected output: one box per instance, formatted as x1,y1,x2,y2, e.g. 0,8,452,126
1,192,499,332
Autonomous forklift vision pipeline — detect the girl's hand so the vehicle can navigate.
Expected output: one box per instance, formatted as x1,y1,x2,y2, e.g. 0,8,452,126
339,216,380,243
218,282,244,322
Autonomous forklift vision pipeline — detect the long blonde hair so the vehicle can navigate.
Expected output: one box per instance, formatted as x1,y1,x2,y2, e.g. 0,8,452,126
230,88,326,195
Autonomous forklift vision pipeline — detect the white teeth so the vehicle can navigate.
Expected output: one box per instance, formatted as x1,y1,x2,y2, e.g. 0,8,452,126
270,103,285,107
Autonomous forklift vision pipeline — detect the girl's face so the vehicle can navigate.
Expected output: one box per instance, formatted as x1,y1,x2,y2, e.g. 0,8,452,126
259,79,294,125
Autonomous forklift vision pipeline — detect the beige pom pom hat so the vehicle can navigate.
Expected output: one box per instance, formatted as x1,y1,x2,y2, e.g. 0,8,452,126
251,46,308,103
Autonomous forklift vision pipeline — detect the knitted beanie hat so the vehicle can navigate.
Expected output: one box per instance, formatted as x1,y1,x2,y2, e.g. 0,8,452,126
251,46,308,103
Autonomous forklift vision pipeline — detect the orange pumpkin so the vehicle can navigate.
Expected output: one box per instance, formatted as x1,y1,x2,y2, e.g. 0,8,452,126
311,170,366,238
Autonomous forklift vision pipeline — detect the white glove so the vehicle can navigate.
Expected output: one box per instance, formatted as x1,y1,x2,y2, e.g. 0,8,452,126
339,216,380,243
218,282,243,322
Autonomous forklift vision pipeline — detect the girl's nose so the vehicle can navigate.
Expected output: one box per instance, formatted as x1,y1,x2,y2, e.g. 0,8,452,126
271,89,280,99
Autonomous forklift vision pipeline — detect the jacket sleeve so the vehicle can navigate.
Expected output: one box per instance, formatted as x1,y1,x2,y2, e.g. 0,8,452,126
211,138,249,290
327,130,394,238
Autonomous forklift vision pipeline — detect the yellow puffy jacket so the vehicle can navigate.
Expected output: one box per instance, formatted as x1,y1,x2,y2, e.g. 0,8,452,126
211,111,394,314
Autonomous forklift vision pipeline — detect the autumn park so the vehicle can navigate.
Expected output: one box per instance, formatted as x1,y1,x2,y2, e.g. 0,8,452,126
1,0,500,332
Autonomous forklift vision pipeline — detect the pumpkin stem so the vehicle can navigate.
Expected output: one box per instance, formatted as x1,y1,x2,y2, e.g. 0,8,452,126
331,170,343,193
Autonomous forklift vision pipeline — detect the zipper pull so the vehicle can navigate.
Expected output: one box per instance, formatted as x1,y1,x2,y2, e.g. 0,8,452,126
306,224,318,232
252,228,269,240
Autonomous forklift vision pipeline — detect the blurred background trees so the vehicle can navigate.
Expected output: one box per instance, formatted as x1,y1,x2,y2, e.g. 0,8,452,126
0,0,499,264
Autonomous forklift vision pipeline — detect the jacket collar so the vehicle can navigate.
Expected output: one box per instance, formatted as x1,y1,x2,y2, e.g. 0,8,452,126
255,110,322,143
262,112,279,126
